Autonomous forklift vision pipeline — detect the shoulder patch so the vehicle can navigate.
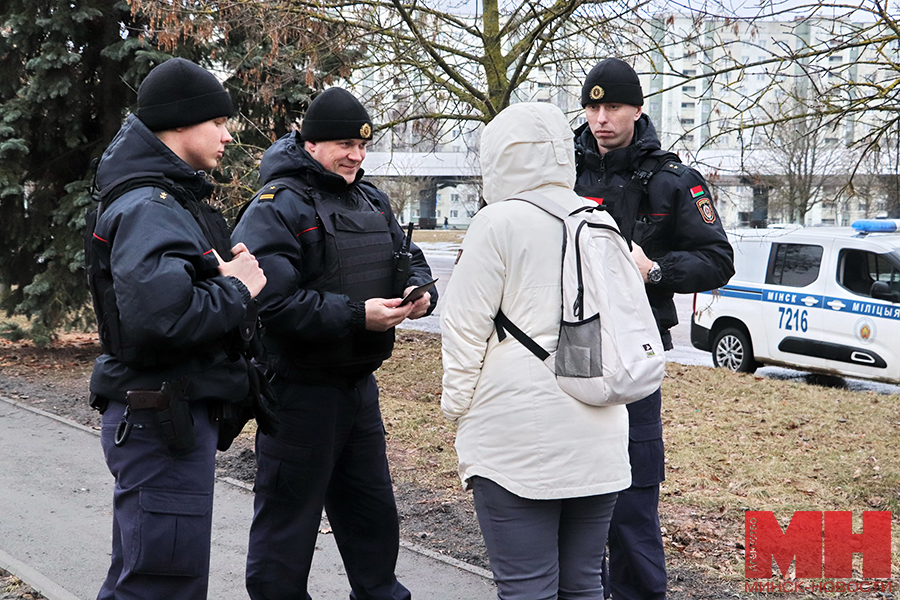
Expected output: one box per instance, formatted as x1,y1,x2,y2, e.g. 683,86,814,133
256,184,281,202
696,196,717,224
658,162,686,177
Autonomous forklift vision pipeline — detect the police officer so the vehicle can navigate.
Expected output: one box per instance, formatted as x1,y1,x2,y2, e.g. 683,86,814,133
86,58,266,600
573,58,734,600
233,87,437,600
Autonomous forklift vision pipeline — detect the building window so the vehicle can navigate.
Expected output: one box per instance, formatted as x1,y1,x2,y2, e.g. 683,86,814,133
450,210,458,218
451,194,460,203
681,102,695,109
681,118,695,125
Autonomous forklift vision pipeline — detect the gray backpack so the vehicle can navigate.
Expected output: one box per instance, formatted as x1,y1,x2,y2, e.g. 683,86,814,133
494,191,665,406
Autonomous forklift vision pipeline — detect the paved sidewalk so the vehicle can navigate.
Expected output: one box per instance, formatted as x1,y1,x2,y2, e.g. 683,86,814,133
0,396,495,600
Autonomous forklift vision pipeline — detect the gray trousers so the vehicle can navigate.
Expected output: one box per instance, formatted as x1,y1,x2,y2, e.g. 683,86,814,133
472,476,618,600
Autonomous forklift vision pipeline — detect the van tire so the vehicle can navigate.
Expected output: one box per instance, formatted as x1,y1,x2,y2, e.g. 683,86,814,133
712,327,757,373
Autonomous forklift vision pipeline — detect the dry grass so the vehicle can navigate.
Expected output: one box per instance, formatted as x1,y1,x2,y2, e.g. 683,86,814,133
411,230,466,244
661,362,900,587
375,332,900,587
377,331,461,494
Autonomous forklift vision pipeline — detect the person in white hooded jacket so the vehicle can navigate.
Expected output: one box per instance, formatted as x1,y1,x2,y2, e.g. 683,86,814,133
441,102,631,599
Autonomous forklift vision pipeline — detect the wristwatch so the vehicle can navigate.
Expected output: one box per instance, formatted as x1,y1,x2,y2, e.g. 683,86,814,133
647,261,662,284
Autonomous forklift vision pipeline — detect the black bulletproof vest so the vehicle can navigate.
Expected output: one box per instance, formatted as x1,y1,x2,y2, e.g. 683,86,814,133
574,149,678,248
85,176,235,369
260,178,397,372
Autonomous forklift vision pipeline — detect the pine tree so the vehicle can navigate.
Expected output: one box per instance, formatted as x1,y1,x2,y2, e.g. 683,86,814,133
0,0,356,341
0,0,167,342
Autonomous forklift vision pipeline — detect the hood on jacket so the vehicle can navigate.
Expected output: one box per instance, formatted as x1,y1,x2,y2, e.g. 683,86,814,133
259,130,363,193
480,103,576,205
95,114,211,202
574,112,662,171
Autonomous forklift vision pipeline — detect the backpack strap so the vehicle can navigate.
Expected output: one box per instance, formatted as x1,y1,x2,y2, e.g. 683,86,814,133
494,310,550,362
494,191,567,362
505,191,569,221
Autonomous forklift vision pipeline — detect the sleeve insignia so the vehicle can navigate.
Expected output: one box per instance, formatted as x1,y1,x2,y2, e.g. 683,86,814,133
696,197,717,224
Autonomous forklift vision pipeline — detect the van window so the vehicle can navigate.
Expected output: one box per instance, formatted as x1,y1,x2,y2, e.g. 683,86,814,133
838,249,900,297
766,243,823,288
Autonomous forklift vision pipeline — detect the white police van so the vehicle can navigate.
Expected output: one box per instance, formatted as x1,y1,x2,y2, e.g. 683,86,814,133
691,220,900,383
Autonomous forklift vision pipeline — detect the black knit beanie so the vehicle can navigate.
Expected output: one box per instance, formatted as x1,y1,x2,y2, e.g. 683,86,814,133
301,88,373,142
136,58,234,132
581,58,644,107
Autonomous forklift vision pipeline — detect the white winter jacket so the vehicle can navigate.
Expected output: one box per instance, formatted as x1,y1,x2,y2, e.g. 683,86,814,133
440,103,631,500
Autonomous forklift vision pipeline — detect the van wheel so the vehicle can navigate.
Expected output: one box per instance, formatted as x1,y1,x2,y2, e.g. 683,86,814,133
712,328,757,373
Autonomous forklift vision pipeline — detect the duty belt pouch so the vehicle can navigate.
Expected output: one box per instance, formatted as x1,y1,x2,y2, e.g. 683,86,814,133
126,378,195,451
157,390,195,451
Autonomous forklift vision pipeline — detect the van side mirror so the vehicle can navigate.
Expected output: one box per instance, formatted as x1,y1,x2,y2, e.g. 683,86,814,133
870,281,900,303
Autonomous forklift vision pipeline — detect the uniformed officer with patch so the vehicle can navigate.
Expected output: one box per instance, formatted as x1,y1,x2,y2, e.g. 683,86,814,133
573,58,734,600
87,58,267,600
233,87,436,600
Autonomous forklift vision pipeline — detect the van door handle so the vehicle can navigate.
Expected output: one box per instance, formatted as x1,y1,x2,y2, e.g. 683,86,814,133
827,299,846,310
801,296,819,306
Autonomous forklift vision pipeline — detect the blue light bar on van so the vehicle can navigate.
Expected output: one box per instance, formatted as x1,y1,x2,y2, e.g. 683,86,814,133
851,219,900,233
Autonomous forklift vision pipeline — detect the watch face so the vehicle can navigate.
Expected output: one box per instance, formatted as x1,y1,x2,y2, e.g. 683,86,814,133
649,265,662,283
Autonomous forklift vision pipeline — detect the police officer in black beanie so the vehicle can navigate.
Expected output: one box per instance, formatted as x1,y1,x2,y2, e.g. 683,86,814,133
573,58,734,600
87,57,266,600
234,87,437,600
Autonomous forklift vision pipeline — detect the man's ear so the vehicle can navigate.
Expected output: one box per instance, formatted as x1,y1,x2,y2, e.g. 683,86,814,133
633,106,643,122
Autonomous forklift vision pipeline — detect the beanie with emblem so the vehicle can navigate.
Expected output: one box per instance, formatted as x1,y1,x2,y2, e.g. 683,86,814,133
581,58,644,107
136,58,234,132
301,87,373,142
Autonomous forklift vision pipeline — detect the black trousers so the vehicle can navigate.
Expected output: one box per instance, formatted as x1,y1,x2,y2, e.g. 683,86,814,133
603,389,667,600
246,374,411,600
98,400,218,600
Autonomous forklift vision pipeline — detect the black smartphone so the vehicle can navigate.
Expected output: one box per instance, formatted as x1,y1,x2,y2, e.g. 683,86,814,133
400,278,438,306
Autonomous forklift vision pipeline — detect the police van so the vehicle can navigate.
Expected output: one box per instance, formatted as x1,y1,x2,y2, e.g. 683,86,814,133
691,220,900,383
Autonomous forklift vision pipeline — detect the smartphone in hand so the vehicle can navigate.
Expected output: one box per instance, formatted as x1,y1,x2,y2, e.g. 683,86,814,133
400,279,438,306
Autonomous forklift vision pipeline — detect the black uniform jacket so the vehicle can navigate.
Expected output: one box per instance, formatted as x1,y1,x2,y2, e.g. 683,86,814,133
574,115,734,342
88,115,251,404
232,132,437,382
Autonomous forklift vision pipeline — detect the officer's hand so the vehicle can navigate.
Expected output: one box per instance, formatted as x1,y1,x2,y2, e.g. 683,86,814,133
213,247,267,299
402,286,431,320
631,243,653,283
365,297,414,332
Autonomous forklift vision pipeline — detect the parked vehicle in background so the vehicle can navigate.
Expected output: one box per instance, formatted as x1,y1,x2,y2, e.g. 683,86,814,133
691,221,900,384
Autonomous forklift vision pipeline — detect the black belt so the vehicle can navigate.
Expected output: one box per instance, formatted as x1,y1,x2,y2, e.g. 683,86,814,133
125,389,171,410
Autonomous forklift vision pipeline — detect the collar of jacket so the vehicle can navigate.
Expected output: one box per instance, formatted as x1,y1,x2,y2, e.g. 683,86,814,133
574,114,662,177
259,130,366,195
95,114,215,204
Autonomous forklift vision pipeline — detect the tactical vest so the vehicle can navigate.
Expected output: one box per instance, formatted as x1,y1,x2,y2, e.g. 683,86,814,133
250,178,397,373
84,175,239,370
574,148,679,248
